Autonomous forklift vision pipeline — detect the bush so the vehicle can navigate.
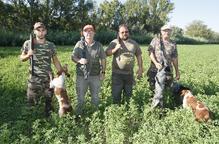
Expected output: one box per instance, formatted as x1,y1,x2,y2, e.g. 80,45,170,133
47,30,80,45
0,30,27,46
131,33,153,44
0,29,218,46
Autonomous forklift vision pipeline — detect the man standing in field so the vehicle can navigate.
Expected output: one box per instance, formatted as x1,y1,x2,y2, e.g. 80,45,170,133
71,24,106,115
106,24,143,104
147,25,180,108
20,22,64,116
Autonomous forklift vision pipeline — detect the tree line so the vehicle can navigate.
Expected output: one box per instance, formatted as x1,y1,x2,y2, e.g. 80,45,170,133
0,0,174,33
1,0,219,46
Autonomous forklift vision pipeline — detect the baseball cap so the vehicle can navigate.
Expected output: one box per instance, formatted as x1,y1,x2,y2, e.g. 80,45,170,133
34,22,46,29
83,24,94,31
161,25,172,31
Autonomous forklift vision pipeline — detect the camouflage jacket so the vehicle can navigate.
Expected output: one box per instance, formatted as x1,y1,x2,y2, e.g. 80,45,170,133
148,37,178,72
22,40,56,79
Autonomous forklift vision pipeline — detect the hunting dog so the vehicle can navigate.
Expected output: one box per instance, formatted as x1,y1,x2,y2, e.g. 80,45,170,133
177,85,210,122
49,65,72,117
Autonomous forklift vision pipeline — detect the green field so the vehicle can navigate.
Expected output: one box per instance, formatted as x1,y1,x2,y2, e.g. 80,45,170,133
0,45,219,143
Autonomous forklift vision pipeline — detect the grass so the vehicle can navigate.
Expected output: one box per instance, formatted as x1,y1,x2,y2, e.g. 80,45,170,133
0,44,219,143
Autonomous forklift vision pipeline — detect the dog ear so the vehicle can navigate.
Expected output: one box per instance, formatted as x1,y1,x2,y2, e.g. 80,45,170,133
180,89,187,96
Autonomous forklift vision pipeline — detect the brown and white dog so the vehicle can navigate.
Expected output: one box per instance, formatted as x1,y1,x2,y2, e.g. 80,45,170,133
49,65,72,117
178,86,210,122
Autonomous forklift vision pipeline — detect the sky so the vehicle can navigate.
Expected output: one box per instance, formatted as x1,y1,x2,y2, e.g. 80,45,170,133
96,0,219,32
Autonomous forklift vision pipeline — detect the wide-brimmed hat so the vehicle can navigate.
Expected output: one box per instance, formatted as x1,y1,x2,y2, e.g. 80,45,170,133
34,22,46,29
161,25,172,31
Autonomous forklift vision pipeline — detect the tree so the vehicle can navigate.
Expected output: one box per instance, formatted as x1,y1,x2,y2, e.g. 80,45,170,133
171,26,184,40
144,0,174,34
123,0,148,33
98,0,123,30
185,20,214,40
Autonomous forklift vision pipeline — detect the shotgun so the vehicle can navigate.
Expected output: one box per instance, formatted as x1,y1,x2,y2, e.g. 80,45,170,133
30,33,34,76
80,37,89,80
28,0,34,76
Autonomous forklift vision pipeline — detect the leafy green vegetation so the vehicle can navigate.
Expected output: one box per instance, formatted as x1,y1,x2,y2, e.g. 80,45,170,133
0,45,219,143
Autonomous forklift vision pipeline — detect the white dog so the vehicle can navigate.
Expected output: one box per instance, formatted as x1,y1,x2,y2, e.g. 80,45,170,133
49,65,72,117
178,86,211,122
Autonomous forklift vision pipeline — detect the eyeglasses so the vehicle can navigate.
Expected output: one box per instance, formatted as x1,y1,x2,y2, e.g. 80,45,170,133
120,31,129,34
83,30,94,32
35,28,46,32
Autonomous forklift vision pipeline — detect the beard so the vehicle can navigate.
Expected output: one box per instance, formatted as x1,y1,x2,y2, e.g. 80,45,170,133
37,36,45,39
121,35,129,41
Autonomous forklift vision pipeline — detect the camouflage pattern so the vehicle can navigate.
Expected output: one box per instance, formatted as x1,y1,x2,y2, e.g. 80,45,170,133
21,40,56,113
147,37,177,90
106,39,142,74
22,40,56,78
72,41,106,76
27,75,53,106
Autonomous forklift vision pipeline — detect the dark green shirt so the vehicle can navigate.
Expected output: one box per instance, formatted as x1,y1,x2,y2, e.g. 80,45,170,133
72,41,106,76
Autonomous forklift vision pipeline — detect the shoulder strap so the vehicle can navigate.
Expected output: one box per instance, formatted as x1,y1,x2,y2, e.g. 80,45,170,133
159,35,168,67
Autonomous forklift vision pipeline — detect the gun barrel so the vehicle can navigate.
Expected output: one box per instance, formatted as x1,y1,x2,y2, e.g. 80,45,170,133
30,33,34,76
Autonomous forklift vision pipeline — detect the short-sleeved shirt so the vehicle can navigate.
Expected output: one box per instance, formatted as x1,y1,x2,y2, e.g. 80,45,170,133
106,39,142,74
21,40,56,79
72,41,106,76
148,37,177,71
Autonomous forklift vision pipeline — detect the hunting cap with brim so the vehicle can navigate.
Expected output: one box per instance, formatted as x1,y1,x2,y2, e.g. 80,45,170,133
83,24,94,31
34,22,46,29
161,25,172,31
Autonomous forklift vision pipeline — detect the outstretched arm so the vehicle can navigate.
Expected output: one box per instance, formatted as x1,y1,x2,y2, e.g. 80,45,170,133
172,57,180,80
100,58,106,80
136,54,143,79
52,55,63,72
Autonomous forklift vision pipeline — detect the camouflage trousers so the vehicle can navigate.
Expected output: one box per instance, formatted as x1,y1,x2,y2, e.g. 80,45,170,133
27,75,54,115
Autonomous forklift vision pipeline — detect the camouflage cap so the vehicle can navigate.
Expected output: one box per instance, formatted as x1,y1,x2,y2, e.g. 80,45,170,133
161,25,172,31
34,22,46,29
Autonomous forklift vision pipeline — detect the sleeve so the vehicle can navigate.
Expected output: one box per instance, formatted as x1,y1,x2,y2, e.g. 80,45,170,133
105,40,117,52
148,37,157,55
21,40,30,54
135,42,142,56
51,42,57,56
71,41,81,59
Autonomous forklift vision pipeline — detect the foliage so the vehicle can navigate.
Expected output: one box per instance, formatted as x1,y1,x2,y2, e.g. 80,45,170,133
98,0,123,31
1,45,219,143
142,0,174,34
0,0,174,34
171,26,184,41
185,20,219,42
